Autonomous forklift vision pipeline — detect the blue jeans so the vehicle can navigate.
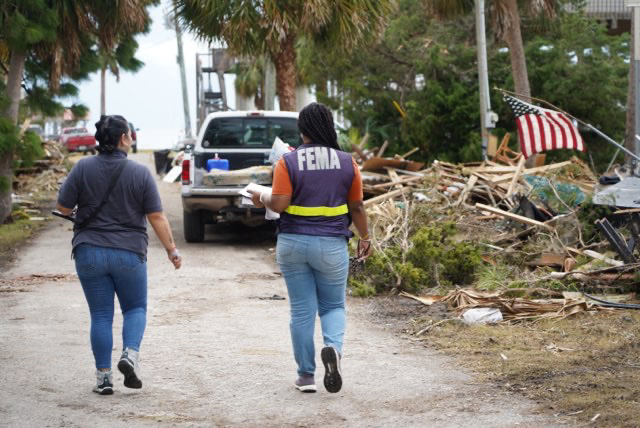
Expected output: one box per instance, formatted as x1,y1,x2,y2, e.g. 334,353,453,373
277,233,349,376
75,244,147,369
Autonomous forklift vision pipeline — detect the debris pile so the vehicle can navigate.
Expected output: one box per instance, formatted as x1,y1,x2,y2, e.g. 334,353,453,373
354,133,640,298
10,140,69,222
14,140,68,194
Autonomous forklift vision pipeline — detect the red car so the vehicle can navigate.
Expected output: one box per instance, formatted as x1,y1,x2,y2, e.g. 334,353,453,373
61,127,96,154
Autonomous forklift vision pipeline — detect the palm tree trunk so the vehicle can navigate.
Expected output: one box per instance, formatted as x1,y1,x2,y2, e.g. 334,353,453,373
0,48,27,223
100,66,106,116
273,33,297,112
502,0,530,98
502,0,534,165
624,13,636,163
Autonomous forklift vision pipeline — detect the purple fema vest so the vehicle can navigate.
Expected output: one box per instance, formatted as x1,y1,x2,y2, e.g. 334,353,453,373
279,143,355,238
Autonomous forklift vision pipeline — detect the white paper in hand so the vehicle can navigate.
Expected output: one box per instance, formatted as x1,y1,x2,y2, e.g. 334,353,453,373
268,137,293,164
238,183,280,220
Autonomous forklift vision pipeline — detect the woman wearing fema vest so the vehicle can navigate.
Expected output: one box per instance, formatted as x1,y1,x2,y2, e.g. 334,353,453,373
251,102,372,394
56,115,182,395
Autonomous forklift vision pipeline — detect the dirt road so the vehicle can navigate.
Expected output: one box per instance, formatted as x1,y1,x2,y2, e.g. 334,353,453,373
0,153,560,427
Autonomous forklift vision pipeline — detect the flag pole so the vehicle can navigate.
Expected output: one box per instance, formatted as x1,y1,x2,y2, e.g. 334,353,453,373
495,87,640,163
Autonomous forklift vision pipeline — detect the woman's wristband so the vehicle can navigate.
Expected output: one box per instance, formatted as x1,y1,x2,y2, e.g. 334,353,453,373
360,233,370,240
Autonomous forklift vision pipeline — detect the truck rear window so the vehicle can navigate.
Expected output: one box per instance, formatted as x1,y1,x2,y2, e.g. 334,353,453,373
202,118,301,149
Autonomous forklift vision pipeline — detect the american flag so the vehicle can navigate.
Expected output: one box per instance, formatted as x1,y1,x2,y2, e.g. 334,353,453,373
503,94,585,159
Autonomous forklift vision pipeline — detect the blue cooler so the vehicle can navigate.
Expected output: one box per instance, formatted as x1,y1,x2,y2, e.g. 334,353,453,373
206,155,229,172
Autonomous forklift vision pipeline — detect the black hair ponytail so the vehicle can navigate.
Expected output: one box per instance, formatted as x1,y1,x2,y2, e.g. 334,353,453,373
298,102,340,151
94,114,129,154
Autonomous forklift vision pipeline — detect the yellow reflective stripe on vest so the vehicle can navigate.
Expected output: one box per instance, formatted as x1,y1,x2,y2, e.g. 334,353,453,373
285,204,349,217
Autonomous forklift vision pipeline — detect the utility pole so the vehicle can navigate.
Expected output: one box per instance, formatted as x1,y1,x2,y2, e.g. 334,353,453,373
629,1,640,158
166,4,192,139
174,13,192,139
475,0,497,160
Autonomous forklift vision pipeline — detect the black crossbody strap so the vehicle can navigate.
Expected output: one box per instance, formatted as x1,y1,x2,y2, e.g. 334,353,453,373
76,160,129,228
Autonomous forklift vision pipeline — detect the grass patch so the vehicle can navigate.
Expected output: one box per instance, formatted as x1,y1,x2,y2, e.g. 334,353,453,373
0,217,46,270
421,311,640,427
0,219,39,250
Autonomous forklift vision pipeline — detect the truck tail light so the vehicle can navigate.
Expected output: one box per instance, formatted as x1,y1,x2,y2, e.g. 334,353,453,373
182,159,191,185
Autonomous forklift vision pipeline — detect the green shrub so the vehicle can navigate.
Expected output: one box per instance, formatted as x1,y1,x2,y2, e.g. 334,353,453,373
350,222,482,296
348,278,377,297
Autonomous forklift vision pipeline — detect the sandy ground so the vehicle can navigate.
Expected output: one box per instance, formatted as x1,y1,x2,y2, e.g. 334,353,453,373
0,153,564,427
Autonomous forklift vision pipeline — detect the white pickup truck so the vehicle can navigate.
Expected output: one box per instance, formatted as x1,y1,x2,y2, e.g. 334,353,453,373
180,111,301,242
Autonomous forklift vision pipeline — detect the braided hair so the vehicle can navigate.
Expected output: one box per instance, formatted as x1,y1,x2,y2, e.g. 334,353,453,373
298,102,339,151
94,114,129,154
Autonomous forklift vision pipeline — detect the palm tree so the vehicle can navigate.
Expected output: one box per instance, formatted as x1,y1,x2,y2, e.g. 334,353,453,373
0,0,154,223
175,0,393,111
233,57,266,111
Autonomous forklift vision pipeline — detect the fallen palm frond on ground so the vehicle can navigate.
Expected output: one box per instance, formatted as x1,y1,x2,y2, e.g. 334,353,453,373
401,289,605,322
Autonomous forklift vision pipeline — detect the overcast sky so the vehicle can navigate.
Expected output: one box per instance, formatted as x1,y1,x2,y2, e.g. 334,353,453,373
76,1,236,150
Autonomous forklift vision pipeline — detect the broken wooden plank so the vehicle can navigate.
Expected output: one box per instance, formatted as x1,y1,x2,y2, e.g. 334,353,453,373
399,147,419,159
614,208,640,215
526,252,567,267
385,168,403,190
455,175,478,206
364,187,410,207
465,166,518,174
583,249,625,267
372,175,423,190
475,203,555,230
506,155,526,197
362,157,424,173
377,141,389,158
390,167,427,177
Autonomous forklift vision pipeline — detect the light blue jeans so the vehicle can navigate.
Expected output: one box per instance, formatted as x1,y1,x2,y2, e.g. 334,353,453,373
75,244,147,369
277,233,349,376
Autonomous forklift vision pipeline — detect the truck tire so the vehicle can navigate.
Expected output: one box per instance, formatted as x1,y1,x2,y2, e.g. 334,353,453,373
183,210,205,243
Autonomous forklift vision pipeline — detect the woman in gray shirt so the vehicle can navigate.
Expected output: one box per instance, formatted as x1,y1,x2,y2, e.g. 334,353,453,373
56,115,182,395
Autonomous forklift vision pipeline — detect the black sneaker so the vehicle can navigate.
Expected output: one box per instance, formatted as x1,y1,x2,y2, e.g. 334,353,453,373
117,348,142,389
295,374,317,393
321,346,342,393
92,370,114,395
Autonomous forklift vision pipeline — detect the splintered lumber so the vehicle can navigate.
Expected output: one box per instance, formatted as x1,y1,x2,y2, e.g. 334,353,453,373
475,203,555,230
526,252,567,267
565,247,625,268
385,168,403,190
582,249,624,267
523,161,572,175
362,157,424,173
467,160,572,177
614,208,640,215
506,155,526,197
455,174,478,206
364,187,410,207
465,165,518,174
377,141,389,158
399,147,419,159
372,175,424,189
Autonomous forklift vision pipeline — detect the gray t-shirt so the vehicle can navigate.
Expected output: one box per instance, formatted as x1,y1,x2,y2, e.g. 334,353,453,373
57,150,163,256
